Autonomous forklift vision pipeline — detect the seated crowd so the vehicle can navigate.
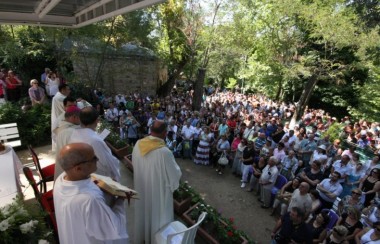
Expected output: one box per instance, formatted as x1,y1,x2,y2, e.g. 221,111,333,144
90,89,380,243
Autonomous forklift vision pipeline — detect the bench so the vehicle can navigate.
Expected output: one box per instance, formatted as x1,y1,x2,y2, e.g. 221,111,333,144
0,123,21,147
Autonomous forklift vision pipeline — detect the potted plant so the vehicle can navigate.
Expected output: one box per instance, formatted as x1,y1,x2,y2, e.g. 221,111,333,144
182,202,251,244
97,119,131,159
0,197,54,243
173,181,198,215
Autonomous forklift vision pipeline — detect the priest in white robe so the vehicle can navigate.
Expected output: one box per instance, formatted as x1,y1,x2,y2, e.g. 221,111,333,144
54,105,81,180
54,143,128,244
51,84,70,151
133,120,182,244
70,107,121,182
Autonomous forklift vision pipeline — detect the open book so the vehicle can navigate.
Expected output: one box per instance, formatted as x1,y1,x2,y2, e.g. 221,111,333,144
91,173,138,200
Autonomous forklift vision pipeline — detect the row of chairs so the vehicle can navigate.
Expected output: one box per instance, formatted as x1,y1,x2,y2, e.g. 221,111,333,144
24,145,57,241
23,166,58,241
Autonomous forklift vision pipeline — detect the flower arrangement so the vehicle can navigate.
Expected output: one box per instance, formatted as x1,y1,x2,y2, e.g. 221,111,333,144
0,197,54,244
173,181,202,204
184,201,252,244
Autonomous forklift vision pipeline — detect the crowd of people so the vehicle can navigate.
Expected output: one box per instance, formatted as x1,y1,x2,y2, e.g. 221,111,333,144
4,66,379,243
88,89,380,244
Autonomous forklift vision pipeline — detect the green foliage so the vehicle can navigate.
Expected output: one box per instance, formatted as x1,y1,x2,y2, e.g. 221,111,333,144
188,202,254,243
97,119,128,149
0,103,51,148
323,123,344,143
348,64,380,121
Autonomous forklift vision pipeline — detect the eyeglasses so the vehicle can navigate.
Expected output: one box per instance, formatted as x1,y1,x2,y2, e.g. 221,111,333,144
73,156,98,167
352,192,361,195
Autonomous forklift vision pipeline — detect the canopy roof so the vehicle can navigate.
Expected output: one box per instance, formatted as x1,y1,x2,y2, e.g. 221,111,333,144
0,0,164,28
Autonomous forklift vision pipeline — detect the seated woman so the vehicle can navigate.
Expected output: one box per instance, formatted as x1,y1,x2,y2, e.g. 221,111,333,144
307,211,330,244
271,177,301,216
337,188,364,216
299,160,324,189
337,207,363,244
341,163,366,198
355,221,380,244
362,200,380,228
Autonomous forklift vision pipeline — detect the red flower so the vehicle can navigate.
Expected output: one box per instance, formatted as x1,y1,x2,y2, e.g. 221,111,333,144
229,217,234,223
227,231,234,237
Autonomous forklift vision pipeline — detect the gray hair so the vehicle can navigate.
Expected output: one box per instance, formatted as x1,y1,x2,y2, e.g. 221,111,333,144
269,156,279,164
58,148,88,171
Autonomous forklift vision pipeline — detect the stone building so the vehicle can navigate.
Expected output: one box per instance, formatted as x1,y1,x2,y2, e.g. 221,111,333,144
68,42,167,96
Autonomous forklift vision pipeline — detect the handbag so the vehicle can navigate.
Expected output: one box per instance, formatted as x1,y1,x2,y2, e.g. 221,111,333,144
218,152,229,165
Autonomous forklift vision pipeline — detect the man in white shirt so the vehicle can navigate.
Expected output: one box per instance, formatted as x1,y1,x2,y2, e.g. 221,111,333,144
70,107,121,182
287,182,312,217
317,171,343,209
331,155,352,183
114,94,126,106
133,120,182,244
105,102,119,127
259,156,280,208
181,120,194,159
54,143,128,244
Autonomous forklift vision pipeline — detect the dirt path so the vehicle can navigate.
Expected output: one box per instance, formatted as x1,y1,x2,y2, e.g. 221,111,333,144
175,158,276,244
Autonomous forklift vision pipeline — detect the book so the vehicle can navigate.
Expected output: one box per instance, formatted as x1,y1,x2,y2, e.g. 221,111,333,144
91,173,138,199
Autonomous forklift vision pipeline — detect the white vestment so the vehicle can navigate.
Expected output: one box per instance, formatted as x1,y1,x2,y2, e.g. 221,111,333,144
54,174,128,244
51,91,66,150
133,136,182,244
54,120,80,180
70,128,121,181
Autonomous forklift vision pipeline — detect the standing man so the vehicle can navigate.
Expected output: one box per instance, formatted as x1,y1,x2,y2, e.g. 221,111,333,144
51,84,71,151
259,156,280,208
133,120,182,244
54,105,81,180
70,107,121,182
54,143,128,244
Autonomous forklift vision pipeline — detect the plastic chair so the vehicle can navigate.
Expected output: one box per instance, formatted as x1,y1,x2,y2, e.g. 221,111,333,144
323,209,339,231
270,174,288,206
28,145,55,193
154,212,207,244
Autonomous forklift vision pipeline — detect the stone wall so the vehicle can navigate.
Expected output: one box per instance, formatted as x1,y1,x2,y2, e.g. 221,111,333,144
72,54,167,96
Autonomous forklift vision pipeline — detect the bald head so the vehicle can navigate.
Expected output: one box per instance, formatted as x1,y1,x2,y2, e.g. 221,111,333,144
58,143,94,171
151,120,167,139
299,182,310,194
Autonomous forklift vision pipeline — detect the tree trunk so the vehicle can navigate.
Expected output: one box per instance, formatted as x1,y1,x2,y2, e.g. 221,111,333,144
193,68,206,111
275,79,283,101
289,74,318,128
157,53,190,97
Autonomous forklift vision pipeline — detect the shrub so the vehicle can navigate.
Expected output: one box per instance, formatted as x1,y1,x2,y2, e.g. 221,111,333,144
0,103,51,148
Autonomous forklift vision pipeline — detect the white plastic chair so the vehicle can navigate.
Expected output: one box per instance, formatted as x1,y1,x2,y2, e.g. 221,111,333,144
154,212,207,244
